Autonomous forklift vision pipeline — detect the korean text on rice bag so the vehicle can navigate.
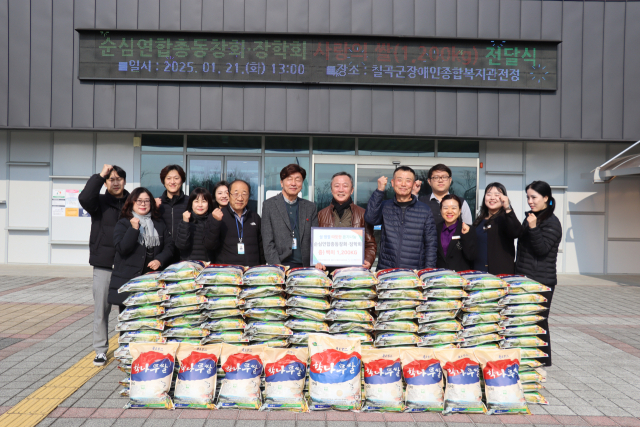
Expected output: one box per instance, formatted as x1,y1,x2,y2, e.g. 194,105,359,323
174,344,222,409
243,265,286,286
361,348,404,412
119,272,165,293
474,349,529,415
260,347,309,412
376,268,421,289
196,265,244,285
126,343,179,409
401,347,444,412
418,268,466,288
436,349,486,415
161,261,206,282
217,344,267,410
308,334,362,411
286,268,332,288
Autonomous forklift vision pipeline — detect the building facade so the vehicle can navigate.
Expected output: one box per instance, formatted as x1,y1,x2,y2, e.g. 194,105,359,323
0,0,639,273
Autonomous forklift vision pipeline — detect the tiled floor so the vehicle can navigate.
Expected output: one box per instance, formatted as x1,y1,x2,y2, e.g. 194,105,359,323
1,271,640,427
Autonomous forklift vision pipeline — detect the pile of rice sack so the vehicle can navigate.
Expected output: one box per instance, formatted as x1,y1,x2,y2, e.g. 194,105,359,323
285,267,332,347
373,269,423,348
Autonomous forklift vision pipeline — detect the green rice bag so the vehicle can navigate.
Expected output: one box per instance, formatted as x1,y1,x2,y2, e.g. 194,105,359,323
123,291,170,306
500,336,548,348
328,322,373,333
164,314,207,327
374,332,421,347
416,300,462,312
115,318,165,332
118,304,166,321
458,333,502,347
507,283,552,295
115,345,130,359
288,331,318,345
242,307,289,320
239,285,284,299
522,383,544,392
245,321,293,336
160,305,203,319
499,315,545,328
196,286,241,297
118,272,165,293
118,330,166,344
160,260,206,281
375,299,421,311
377,289,425,300
519,371,545,384
196,265,244,285
417,332,462,346
464,289,508,305
520,359,543,369
201,317,247,331
285,307,327,321
417,320,462,333
286,296,330,310
500,305,547,316
331,299,377,310
459,323,505,338
161,280,204,295
460,272,507,290
264,339,290,348
332,288,377,300
242,265,286,285
162,326,209,338
500,325,546,336
416,310,458,324
241,295,286,309
203,297,242,310
460,312,503,326
201,330,250,344
204,308,243,319
332,267,378,288
284,318,330,332
325,309,374,322
374,321,419,333
333,332,374,342
499,294,547,305
161,293,208,308
285,268,332,287
461,302,501,313
424,288,468,299
376,276,422,290
519,348,549,359
286,286,332,297
376,309,417,322
418,268,465,288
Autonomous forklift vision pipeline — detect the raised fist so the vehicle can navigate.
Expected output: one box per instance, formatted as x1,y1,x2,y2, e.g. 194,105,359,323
501,195,510,209
526,212,537,229
155,197,162,207
377,176,388,192
412,180,423,196
130,218,140,230
212,208,223,221
182,211,191,222
461,223,470,234
100,164,113,178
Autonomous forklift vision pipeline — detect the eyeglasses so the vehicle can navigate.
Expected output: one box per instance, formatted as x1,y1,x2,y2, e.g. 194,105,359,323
231,192,249,198
136,199,151,205
429,175,451,182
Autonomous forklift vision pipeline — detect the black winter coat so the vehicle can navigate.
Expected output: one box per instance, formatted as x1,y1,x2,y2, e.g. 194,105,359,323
174,214,216,262
436,221,477,272
515,212,562,286
205,205,265,267
78,174,130,269
107,217,175,305
478,210,522,275
158,190,189,239
364,190,437,270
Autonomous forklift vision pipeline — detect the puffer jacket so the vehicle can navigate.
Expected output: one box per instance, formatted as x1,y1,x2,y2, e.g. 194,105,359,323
364,190,437,270
158,190,189,239
174,213,216,262
318,202,377,266
515,213,562,285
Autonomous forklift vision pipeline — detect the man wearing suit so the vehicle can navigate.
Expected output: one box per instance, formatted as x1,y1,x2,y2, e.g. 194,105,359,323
261,164,319,268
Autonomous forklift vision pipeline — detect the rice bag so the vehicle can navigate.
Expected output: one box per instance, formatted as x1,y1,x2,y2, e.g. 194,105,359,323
519,348,549,359
243,308,289,321
286,287,332,297
245,322,293,337
504,282,552,295
119,331,166,344
204,297,242,310
464,289,508,305
520,359,543,369
418,268,466,288
459,334,503,347
217,344,266,409
115,345,131,359
332,288,377,300
260,347,309,412
329,322,373,333
197,286,241,297
375,321,419,333
118,305,166,321
160,261,206,281
524,391,549,405
417,320,462,334
286,296,331,310
202,331,250,344
240,286,284,299
459,271,507,290
174,343,222,409
401,347,444,412
196,265,244,285
161,280,204,295
162,294,208,308
499,294,547,305
325,309,374,323
500,325,546,336
500,304,547,316
165,314,207,328
374,333,421,347
286,268,332,288
123,291,170,307
243,265,286,286
474,349,529,415
377,309,417,322
424,288,468,299
286,307,327,322
376,268,421,289
308,334,362,411
418,298,463,312
264,340,290,348
361,348,404,412
378,289,426,300
126,343,179,409
459,324,505,338
163,327,209,338
331,299,377,310
116,318,166,332
285,319,330,332
205,308,243,319
519,371,545,383
376,300,421,311
460,312,503,326
499,315,545,328
240,296,287,309
461,303,502,313
522,383,544,391
416,310,458,324
333,332,374,343
332,267,378,288
500,336,548,348
288,331,319,345
160,305,204,319
437,349,485,415
201,317,247,331
119,272,165,293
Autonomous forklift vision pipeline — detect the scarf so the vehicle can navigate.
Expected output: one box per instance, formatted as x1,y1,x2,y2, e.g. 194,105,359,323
133,212,160,248
332,197,353,219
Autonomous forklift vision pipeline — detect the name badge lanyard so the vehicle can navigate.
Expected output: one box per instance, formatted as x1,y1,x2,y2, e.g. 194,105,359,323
236,216,245,255
290,208,298,250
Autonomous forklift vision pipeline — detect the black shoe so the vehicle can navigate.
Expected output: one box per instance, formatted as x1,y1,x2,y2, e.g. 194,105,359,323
93,353,107,366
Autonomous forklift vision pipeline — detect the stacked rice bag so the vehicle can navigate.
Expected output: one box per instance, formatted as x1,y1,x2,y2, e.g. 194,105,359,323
497,274,551,405
285,267,332,347
197,265,248,346
241,265,291,348
458,271,508,349
416,269,466,349
373,269,423,348
125,343,180,409
329,267,378,345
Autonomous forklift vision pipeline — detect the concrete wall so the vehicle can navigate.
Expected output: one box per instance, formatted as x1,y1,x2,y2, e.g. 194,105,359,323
0,0,639,141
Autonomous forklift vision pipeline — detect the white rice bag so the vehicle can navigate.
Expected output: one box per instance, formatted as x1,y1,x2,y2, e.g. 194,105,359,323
436,349,486,415
217,344,267,410
126,343,180,409
361,348,404,412
174,344,222,409
474,348,530,415
401,347,444,412
260,347,309,412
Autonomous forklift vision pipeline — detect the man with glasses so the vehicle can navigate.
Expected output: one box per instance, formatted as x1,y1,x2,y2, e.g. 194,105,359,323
79,164,129,367
262,164,319,268
413,164,473,225
206,179,265,266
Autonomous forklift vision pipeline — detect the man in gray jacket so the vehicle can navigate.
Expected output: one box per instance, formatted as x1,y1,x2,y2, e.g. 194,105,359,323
261,164,319,268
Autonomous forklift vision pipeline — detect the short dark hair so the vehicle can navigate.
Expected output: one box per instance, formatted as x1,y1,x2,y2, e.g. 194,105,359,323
211,181,229,210
428,164,452,179
280,164,307,181
229,179,252,196
331,172,353,186
187,187,214,216
441,194,463,210
121,187,159,219
393,165,415,178
110,165,126,180
160,164,185,185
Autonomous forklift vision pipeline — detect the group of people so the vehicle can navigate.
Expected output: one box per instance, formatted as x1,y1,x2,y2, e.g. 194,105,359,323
80,161,561,368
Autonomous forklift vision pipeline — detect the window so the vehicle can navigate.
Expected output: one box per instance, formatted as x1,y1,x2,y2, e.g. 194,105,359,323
141,154,184,199
264,156,310,201
141,134,183,152
265,136,309,153
313,137,356,155
438,140,479,158
187,135,261,153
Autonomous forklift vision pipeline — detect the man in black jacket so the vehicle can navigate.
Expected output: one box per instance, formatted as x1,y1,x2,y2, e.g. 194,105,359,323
206,179,265,266
79,164,129,367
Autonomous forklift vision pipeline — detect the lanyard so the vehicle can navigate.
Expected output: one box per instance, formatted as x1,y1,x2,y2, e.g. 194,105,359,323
288,206,298,237
235,216,244,243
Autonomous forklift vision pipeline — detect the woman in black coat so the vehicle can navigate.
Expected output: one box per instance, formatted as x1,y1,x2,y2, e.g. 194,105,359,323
436,195,476,272
516,181,562,367
174,187,217,262
107,187,175,310
472,182,522,275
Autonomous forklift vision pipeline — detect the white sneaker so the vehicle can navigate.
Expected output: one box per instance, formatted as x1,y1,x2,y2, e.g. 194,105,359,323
93,353,107,366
